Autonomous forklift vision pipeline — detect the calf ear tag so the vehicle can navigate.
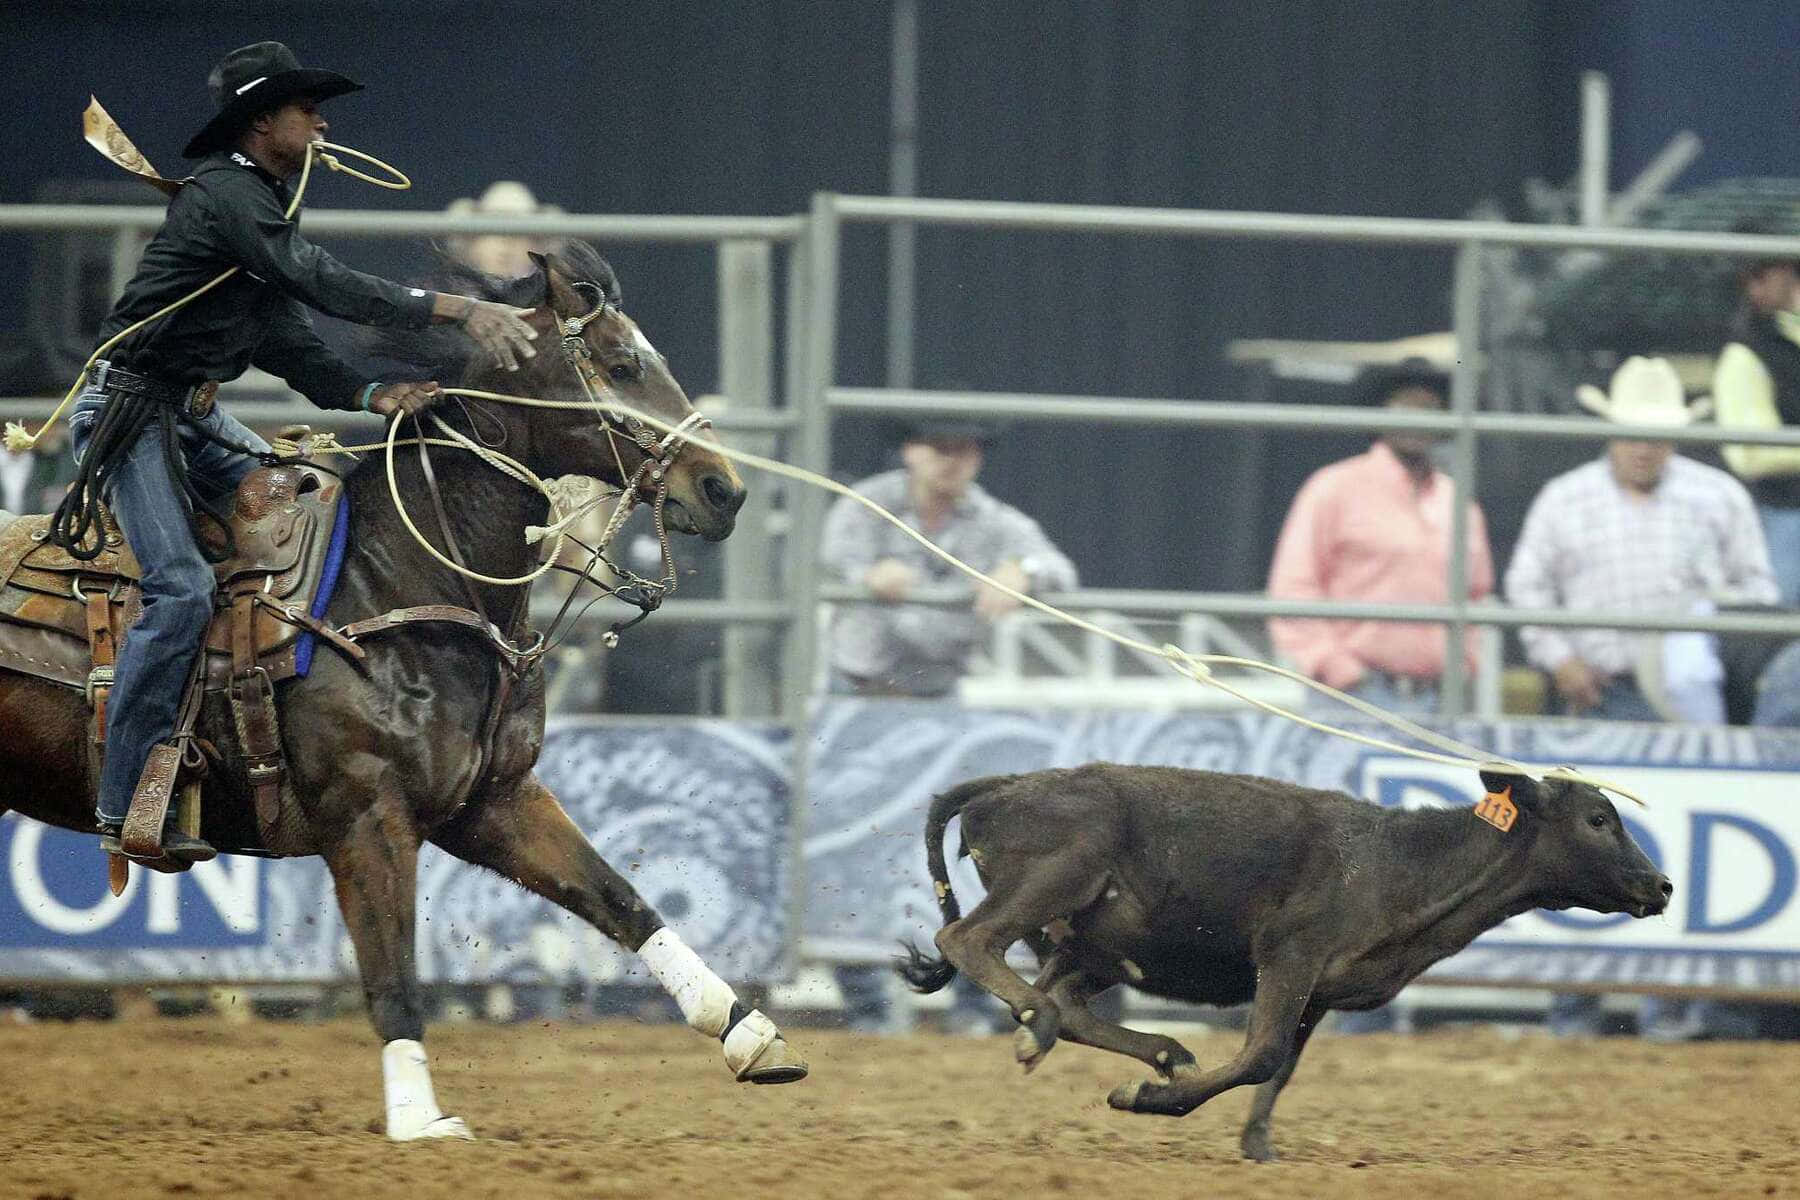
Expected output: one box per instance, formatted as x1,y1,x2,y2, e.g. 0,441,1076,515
1474,786,1518,832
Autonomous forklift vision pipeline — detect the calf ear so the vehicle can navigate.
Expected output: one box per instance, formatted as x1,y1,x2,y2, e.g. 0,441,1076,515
1477,767,1543,813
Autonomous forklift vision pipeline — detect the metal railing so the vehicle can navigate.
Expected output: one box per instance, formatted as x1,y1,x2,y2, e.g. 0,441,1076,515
789,192,1800,722
10,195,1800,725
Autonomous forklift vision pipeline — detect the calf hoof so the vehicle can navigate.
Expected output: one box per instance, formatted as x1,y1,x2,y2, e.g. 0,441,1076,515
1012,1007,1060,1073
1107,1080,1145,1111
1154,1045,1199,1081
389,1114,473,1142
1241,1127,1279,1163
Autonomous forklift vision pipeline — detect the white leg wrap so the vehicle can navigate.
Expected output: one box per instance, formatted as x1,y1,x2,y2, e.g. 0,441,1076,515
382,1039,473,1142
638,927,738,1036
722,1008,783,1081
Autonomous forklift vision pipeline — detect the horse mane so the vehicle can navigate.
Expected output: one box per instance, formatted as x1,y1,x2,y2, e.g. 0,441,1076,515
366,239,622,380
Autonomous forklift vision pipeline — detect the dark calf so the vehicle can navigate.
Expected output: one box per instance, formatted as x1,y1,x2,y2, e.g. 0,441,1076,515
899,764,1670,1161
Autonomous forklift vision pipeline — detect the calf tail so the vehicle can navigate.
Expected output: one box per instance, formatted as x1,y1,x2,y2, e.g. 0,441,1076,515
895,775,1012,993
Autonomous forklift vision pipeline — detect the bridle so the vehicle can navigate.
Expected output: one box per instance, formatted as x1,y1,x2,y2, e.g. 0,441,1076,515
405,278,717,675
540,280,713,645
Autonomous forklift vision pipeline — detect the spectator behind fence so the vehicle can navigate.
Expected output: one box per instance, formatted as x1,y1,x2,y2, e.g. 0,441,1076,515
1266,358,1493,1035
1506,356,1777,1039
445,180,566,279
1268,359,1495,720
820,417,1076,1034
820,419,1077,699
1713,232,1800,606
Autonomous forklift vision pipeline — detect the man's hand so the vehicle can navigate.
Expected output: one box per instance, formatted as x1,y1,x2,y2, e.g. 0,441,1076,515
864,558,918,602
975,559,1031,619
366,380,442,417
434,294,539,371
1552,657,1605,713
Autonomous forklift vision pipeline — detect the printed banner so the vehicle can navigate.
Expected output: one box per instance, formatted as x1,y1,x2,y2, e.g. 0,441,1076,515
0,719,791,985
801,701,1800,995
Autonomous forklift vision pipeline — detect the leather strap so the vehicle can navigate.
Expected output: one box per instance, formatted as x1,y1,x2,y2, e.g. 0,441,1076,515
337,604,543,676
228,591,286,829
414,419,489,623
83,588,115,746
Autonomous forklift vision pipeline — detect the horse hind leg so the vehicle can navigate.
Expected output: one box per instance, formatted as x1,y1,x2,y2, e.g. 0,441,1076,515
430,772,807,1084
324,812,471,1142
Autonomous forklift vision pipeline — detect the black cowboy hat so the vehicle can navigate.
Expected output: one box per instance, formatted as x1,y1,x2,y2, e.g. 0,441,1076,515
901,417,1003,447
1355,357,1450,406
182,41,362,159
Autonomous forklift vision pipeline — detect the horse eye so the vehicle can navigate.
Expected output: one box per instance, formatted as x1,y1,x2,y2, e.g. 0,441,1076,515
609,363,634,382
1587,812,1608,830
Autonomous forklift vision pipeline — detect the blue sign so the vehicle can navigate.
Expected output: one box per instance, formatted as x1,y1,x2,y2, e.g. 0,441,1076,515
0,816,264,949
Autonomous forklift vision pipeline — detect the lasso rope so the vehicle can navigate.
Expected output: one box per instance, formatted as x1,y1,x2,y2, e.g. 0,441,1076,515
426,386,1649,807
39,121,1643,805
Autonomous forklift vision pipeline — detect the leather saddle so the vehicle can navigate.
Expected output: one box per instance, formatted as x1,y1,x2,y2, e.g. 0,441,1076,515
0,463,345,691
0,461,351,833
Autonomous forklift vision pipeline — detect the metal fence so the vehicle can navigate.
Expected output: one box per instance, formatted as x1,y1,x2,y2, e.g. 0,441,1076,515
8,197,1800,724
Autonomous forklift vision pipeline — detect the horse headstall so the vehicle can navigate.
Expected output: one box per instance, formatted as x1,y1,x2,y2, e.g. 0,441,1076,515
553,282,712,470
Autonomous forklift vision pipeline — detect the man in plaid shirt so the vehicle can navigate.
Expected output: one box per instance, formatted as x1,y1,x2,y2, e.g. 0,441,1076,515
1507,357,1775,1041
1507,357,1777,721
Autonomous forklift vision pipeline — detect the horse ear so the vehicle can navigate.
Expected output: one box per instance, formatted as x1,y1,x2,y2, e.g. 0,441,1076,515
532,251,586,317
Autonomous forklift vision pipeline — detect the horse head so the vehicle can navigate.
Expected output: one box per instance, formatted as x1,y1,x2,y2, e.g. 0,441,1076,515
458,243,748,542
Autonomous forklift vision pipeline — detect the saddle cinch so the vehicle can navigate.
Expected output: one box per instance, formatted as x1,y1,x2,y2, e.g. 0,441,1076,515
0,460,354,862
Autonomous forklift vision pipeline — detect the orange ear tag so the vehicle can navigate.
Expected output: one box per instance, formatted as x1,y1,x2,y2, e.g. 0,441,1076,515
1474,786,1518,832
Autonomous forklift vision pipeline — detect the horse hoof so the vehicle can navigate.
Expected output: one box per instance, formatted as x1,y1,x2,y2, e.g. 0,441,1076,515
390,1115,473,1142
741,1036,809,1085
1107,1081,1144,1111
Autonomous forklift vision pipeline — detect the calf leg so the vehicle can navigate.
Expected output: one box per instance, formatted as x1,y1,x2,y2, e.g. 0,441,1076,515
934,855,1108,1069
1040,964,1200,1080
324,805,469,1141
1238,1005,1322,1163
1109,951,1318,1119
431,773,806,1083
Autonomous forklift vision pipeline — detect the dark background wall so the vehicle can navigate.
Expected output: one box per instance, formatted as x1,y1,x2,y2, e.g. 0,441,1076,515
2,0,1794,596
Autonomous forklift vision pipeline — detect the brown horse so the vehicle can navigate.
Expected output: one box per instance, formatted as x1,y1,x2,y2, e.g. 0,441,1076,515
0,244,806,1139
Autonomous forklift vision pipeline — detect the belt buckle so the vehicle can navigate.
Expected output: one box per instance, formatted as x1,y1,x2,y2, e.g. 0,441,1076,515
187,381,218,419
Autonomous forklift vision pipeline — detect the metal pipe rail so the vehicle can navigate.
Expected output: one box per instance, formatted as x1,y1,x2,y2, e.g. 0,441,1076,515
828,388,1800,448
830,194,1800,256
0,205,805,242
817,584,1800,639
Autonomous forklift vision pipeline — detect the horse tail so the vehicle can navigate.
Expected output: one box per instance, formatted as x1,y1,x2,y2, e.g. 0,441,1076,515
895,774,1014,994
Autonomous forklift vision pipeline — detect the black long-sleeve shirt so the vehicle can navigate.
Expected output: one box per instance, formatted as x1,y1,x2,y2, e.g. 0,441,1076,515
98,150,436,410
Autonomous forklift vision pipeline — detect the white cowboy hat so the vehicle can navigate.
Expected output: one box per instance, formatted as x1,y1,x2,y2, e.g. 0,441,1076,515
1575,356,1712,426
445,180,561,217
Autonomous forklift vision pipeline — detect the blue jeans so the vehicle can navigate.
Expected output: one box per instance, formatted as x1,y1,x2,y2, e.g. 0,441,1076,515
69,379,269,823
1759,504,1800,609
1566,676,1661,722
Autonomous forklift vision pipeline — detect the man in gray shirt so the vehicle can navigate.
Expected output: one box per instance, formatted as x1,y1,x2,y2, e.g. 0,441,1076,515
820,419,1077,1033
821,420,1078,698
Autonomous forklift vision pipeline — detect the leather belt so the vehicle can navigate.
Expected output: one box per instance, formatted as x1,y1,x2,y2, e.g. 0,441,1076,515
94,361,219,419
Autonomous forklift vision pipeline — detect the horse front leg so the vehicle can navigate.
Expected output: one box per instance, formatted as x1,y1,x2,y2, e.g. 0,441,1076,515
323,802,472,1142
431,772,807,1084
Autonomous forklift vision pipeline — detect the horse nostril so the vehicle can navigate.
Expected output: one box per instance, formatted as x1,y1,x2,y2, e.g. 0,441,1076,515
701,473,740,514
1660,878,1674,898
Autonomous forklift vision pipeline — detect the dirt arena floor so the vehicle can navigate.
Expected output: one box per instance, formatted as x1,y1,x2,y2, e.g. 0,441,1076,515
4,1016,1797,1200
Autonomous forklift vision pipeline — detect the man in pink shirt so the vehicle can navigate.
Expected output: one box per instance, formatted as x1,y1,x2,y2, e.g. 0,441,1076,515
1268,360,1495,718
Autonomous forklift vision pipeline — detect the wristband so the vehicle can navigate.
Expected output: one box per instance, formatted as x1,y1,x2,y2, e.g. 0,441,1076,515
357,382,381,412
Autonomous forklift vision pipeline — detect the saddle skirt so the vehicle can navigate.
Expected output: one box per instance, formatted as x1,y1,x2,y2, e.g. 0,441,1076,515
0,462,348,692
